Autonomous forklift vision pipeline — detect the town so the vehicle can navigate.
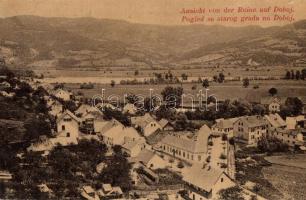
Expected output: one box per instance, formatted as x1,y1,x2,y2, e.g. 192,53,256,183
0,60,305,200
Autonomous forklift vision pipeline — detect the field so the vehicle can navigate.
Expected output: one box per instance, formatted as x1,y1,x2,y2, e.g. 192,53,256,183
264,154,306,169
63,80,306,102
34,65,305,79
262,154,306,200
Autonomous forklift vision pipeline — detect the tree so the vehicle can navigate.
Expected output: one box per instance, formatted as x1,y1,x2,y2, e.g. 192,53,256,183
291,70,295,79
181,73,188,81
268,87,277,96
218,73,225,83
296,70,301,80
134,70,139,76
110,80,115,87
301,68,306,80
284,97,303,116
103,107,131,126
243,78,249,88
202,79,209,88
161,86,183,108
218,186,244,200
285,71,291,79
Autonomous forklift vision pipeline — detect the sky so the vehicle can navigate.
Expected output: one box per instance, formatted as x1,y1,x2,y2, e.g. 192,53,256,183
0,0,306,26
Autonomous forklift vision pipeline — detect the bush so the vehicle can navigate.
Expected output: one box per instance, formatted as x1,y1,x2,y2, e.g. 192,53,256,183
220,163,228,168
177,161,184,168
257,136,289,153
220,153,227,159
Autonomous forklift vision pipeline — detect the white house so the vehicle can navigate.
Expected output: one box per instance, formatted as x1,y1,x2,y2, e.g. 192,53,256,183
122,138,146,157
270,128,304,147
212,117,240,138
286,115,305,130
81,186,100,200
182,164,235,200
159,125,211,163
123,103,138,115
129,149,167,170
233,115,268,145
260,96,286,113
48,100,63,117
159,119,174,131
52,89,72,101
131,113,162,137
97,184,123,199
55,110,81,145
264,113,286,131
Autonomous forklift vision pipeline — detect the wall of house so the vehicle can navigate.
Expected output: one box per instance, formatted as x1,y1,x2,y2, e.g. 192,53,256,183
247,127,267,145
57,117,79,139
187,189,209,200
211,174,236,198
269,102,280,112
143,122,161,137
55,91,71,101
212,127,234,138
160,143,206,163
271,131,304,147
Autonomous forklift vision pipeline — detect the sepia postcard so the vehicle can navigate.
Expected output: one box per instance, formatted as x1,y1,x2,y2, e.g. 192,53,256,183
0,0,306,199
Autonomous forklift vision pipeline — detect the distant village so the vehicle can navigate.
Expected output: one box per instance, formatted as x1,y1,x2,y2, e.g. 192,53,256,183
0,64,306,200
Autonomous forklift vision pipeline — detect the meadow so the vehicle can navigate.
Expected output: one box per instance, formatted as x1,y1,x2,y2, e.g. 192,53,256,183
64,80,306,102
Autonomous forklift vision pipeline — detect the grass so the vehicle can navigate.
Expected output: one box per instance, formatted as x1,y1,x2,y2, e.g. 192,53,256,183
262,164,306,200
264,154,306,169
63,80,306,102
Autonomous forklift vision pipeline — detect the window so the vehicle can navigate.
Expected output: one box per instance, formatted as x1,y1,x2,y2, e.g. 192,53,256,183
66,132,70,137
221,178,224,182
198,155,201,161
62,125,65,131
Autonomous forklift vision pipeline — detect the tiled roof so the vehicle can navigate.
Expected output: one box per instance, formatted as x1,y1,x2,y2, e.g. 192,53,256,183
265,113,286,128
237,115,267,128
56,110,81,123
131,113,157,129
160,125,211,153
182,164,224,192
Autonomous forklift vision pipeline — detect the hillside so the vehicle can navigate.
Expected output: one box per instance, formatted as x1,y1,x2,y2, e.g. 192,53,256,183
0,16,306,71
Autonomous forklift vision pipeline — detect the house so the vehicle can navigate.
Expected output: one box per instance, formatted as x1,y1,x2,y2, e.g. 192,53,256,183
131,113,162,137
260,96,286,113
0,81,10,89
233,115,268,145
0,170,12,182
211,117,240,138
55,110,81,145
298,96,306,115
129,149,167,169
81,186,100,200
0,91,15,98
159,118,174,131
159,125,211,163
75,104,102,118
97,184,123,199
123,103,137,115
98,119,143,146
122,139,146,157
27,136,54,153
98,119,124,146
48,100,63,117
182,164,235,200
264,113,286,132
270,128,304,147
81,111,104,134
286,115,305,130
52,88,72,101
